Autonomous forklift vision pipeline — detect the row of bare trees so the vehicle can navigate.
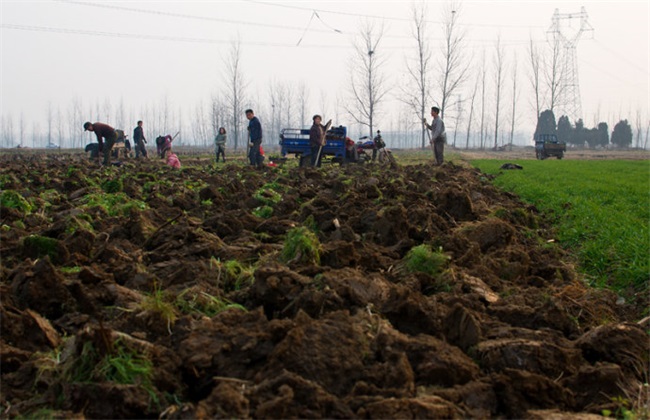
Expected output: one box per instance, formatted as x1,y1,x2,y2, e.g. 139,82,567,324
2,1,648,151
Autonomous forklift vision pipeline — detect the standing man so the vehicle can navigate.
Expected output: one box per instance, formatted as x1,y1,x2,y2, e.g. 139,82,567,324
423,106,446,165
245,109,263,168
133,120,148,158
309,114,331,167
372,130,384,162
84,121,117,165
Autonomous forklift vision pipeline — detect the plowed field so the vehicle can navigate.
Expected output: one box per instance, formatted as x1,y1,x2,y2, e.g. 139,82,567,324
1,152,647,419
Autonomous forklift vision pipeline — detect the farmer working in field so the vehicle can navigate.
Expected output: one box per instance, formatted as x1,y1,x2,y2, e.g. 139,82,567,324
214,127,227,163
372,130,384,162
246,109,264,168
164,147,181,169
309,114,332,167
423,106,447,166
133,120,148,159
84,121,117,166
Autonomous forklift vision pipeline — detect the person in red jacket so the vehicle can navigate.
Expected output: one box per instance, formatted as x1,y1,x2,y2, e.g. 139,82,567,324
84,121,117,165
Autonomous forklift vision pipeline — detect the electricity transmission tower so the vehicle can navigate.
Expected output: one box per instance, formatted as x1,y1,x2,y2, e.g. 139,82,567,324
547,7,594,122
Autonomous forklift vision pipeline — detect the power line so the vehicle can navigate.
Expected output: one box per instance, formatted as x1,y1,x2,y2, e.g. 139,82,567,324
245,0,546,29
1,23,548,51
55,0,544,42
591,38,648,75
0,23,293,47
55,0,349,35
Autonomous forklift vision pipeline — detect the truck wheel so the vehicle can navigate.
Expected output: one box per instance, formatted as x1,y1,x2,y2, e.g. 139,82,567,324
557,153,563,160
299,155,311,167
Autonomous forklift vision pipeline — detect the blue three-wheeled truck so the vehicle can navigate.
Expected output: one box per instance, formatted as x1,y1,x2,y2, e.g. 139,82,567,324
279,126,350,167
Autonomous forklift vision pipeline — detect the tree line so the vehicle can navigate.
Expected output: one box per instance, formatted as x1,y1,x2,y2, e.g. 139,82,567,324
1,1,648,151
535,109,642,149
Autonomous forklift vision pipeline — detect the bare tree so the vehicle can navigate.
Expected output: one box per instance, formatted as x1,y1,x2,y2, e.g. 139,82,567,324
527,35,542,120
634,108,643,149
275,82,287,130
545,35,565,114
67,97,83,148
465,72,479,149
19,112,25,148
2,114,14,148
297,82,309,128
116,97,126,132
32,122,40,148
160,95,172,134
345,20,389,137
452,96,463,147
283,82,294,128
438,1,469,121
479,51,488,149
211,95,227,141
222,36,247,150
509,54,519,149
267,80,280,139
400,1,433,149
46,102,54,147
319,88,329,122
102,97,112,125
192,100,210,147
492,36,505,150
56,107,64,148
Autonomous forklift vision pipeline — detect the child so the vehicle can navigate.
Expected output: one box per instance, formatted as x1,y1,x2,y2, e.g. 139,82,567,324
165,148,181,169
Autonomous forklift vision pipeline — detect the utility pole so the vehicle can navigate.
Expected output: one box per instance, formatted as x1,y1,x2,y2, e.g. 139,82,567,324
547,7,594,123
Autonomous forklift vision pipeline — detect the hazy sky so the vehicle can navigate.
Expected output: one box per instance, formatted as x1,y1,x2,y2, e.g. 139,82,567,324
1,0,648,145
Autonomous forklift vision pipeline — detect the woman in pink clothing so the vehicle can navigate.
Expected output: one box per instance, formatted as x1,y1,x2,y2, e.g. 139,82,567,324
164,148,181,169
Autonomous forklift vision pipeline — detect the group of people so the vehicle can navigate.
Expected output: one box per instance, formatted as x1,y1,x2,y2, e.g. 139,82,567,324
310,105,446,167
83,105,447,169
83,120,180,168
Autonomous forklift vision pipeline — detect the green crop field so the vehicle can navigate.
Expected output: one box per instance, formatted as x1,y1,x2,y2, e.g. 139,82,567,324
472,159,650,298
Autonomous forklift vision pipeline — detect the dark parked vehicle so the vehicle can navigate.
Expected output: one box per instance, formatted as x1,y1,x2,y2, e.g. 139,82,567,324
535,134,566,160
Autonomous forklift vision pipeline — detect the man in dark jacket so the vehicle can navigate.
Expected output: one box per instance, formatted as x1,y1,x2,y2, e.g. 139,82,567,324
246,109,264,168
84,121,117,165
133,120,148,158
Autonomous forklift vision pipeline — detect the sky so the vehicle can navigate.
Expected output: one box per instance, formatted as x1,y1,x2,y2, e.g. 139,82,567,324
1,0,648,147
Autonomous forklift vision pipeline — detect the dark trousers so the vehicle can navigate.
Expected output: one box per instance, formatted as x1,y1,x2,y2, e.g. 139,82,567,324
249,141,263,167
311,145,323,167
216,145,226,162
135,140,147,158
434,140,445,165
102,132,118,165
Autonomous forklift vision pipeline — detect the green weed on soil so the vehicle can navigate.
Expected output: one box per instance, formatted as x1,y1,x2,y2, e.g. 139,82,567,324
402,244,450,277
472,159,650,295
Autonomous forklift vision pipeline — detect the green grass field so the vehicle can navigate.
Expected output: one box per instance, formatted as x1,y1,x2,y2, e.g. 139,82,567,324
471,159,650,297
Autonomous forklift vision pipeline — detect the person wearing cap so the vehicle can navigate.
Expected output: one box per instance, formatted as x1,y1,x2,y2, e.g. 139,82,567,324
83,121,117,165
309,114,331,167
372,130,384,162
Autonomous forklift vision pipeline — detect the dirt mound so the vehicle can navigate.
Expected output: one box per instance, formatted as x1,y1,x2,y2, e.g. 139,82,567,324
1,154,647,418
